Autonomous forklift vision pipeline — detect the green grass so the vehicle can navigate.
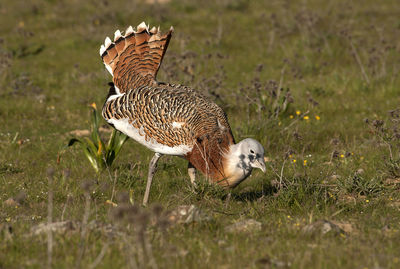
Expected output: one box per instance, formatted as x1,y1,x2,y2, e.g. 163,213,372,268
1,0,400,268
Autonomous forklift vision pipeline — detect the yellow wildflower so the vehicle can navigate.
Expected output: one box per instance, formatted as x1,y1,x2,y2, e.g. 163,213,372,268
97,140,103,155
303,160,307,166
296,110,301,115
293,159,297,163
289,115,294,119
315,115,321,120
340,154,345,158
303,116,309,120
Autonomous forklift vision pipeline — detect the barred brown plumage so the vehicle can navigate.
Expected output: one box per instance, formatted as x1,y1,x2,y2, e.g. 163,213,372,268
100,22,266,205
103,83,231,150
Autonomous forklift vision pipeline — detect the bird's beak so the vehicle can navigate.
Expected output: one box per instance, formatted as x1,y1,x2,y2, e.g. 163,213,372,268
252,158,266,173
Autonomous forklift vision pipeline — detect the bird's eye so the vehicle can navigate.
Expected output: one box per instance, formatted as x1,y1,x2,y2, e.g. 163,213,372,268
250,149,255,154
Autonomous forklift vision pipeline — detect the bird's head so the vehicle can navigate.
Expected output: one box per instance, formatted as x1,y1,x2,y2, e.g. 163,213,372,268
222,138,266,188
236,138,266,173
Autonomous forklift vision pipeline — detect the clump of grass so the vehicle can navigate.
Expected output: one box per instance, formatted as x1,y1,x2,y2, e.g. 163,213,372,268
67,103,128,173
366,110,400,178
338,172,384,197
235,63,295,124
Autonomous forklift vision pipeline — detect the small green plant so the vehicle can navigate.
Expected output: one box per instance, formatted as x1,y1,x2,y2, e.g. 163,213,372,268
67,103,128,173
246,65,294,121
366,111,400,178
339,172,384,196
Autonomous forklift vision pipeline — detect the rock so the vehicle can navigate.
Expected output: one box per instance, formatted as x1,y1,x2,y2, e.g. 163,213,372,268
338,194,357,204
226,219,262,233
4,198,19,207
69,129,90,137
31,221,76,235
356,168,365,175
331,221,354,234
35,94,46,103
385,178,400,185
167,205,209,224
69,127,112,137
390,201,400,208
330,175,341,181
302,220,344,236
145,0,171,4
86,220,122,237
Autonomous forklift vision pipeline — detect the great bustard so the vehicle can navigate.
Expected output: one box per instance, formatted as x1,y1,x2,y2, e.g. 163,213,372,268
100,22,266,205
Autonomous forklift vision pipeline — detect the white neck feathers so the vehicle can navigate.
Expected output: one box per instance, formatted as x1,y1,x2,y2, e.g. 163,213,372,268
223,143,253,187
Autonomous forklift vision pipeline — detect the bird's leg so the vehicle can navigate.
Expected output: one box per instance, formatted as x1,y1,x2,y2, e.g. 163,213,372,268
188,162,197,186
143,153,162,206
224,190,232,209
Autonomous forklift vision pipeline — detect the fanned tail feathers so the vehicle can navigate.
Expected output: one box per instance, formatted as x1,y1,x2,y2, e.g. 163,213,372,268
100,22,173,93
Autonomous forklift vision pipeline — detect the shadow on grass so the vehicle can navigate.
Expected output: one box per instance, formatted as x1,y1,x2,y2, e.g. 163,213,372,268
226,184,276,202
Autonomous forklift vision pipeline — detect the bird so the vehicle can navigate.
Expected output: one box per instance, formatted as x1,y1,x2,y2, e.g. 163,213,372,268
99,22,266,205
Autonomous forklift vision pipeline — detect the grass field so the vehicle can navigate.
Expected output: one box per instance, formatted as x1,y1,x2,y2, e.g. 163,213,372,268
1,0,400,268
